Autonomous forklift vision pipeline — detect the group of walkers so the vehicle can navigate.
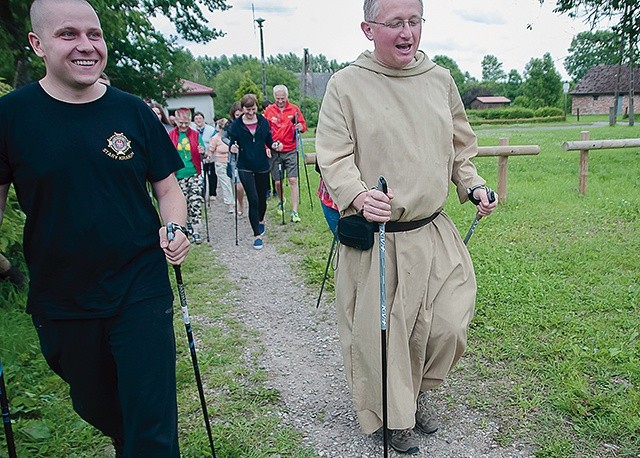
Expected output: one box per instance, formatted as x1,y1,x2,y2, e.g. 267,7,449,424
0,0,499,456
148,85,307,251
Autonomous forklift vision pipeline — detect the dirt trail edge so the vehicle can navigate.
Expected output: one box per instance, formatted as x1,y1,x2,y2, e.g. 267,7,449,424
204,197,534,458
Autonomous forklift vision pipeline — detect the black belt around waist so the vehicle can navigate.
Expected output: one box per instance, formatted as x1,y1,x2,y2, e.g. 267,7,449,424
385,211,441,233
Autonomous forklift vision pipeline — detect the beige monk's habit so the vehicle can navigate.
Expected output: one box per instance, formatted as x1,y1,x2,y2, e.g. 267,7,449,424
316,51,486,434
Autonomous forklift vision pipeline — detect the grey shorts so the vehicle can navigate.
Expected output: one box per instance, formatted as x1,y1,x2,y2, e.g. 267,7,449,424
269,150,298,180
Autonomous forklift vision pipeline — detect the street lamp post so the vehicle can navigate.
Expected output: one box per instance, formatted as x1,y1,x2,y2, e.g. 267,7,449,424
563,81,570,120
255,17,267,100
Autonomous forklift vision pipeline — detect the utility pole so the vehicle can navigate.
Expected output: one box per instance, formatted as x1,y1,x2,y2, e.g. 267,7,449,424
255,17,267,100
563,81,570,120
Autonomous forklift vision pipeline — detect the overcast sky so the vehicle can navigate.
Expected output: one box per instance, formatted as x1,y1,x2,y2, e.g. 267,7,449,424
152,0,605,81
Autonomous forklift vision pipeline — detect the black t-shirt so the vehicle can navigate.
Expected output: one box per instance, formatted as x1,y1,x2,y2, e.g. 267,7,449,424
0,83,183,319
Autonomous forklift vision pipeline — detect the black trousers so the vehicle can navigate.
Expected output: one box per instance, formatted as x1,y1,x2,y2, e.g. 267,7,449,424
204,162,217,197
32,295,179,457
238,169,270,236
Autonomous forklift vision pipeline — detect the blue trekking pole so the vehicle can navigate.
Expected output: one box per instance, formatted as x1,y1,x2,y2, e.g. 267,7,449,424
0,360,17,458
166,224,217,458
294,113,313,210
376,176,389,458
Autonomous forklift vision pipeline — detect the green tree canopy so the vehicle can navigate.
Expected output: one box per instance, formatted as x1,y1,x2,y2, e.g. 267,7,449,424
481,54,506,83
268,52,347,73
565,30,623,82
212,59,299,118
0,0,230,99
522,52,563,108
432,55,466,89
504,69,523,101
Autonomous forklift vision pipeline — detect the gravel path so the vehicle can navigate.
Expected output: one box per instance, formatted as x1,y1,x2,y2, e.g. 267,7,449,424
204,196,535,458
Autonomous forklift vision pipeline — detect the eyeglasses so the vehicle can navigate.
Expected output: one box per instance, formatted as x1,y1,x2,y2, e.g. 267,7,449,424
367,17,425,29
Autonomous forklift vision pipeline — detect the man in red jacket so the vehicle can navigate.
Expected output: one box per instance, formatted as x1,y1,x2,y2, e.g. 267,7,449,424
264,85,307,222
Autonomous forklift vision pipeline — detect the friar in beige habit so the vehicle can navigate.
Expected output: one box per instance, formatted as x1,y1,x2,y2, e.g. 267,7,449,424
315,0,498,453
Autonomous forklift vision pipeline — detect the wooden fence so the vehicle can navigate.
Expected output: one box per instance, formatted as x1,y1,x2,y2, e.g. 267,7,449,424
304,137,540,204
563,131,640,195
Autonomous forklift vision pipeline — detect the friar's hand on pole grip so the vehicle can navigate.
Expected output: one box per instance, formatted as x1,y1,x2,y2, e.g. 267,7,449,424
463,188,496,245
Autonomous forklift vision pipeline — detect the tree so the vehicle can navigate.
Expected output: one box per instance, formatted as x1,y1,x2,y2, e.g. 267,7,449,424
481,54,506,83
565,30,622,81
212,59,299,117
504,69,523,101
432,55,466,90
235,71,263,107
522,53,563,108
268,52,348,73
0,0,230,99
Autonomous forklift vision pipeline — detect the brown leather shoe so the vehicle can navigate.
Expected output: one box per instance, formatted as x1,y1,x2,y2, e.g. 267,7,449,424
389,428,419,454
415,391,439,434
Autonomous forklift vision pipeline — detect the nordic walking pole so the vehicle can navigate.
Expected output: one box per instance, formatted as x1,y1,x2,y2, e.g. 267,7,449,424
316,234,338,308
278,160,286,225
294,113,313,210
232,143,239,246
376,175,389,458
0,360,17,458
201,163,210,243
463,188,496,245
166,224,217,458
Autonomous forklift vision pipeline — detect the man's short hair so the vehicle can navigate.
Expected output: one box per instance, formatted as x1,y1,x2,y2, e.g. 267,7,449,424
30,0,94,35
363,0,423,21
273,85,288,98
193,111,205,119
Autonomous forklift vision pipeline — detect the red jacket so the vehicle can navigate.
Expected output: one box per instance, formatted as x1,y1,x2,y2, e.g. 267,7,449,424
264,101,306,153
169,127,202,175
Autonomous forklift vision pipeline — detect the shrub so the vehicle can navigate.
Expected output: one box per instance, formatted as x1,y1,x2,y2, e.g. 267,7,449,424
534,107,564,117
0,78,12,97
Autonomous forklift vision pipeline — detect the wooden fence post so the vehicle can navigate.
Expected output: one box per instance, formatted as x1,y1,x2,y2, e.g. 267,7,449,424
497,137,509,204
578,131,590,195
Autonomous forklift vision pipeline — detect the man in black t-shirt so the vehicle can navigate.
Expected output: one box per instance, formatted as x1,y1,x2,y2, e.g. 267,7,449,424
0,0,190,456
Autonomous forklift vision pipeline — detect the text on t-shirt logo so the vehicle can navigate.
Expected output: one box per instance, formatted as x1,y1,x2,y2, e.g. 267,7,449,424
103,132,134,161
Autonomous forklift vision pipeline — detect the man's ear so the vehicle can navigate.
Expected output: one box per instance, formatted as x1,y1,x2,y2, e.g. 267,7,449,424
28,32,46,57
361,21,374,41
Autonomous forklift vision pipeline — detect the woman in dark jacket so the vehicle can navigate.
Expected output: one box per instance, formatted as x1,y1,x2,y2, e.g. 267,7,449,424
228,93,279,250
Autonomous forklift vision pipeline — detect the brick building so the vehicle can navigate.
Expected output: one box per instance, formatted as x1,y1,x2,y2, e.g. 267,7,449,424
571,65,640,115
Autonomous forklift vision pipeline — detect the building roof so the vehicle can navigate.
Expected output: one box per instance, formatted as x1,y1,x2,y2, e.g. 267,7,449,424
474,96,511,104
180,79,216,96
296,72,333,99
571,65,640,95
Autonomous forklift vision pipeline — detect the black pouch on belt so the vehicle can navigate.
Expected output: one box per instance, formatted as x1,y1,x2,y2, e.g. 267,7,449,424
337,214,376,251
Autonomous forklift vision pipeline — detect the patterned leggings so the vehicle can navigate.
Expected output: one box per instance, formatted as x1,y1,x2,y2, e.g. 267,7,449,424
178,174,203,228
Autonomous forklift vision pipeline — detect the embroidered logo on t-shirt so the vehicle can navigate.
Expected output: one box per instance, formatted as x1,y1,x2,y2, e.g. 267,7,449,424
103,132,134,160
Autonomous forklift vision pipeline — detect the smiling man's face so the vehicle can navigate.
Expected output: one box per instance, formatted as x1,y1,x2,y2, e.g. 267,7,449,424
29,0,107,91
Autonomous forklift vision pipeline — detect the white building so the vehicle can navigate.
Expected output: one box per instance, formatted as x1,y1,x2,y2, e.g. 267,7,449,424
165,79,216,123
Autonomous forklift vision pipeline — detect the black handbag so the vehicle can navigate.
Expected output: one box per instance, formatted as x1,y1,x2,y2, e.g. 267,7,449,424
337,214,376,251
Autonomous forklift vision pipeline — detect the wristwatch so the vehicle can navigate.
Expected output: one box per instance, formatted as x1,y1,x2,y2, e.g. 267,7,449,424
466,184,485,206
166,222,189,240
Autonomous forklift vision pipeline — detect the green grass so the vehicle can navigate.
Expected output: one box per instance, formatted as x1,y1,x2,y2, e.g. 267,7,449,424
0,248,315,457
274,121,640,457
1,118,638,457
